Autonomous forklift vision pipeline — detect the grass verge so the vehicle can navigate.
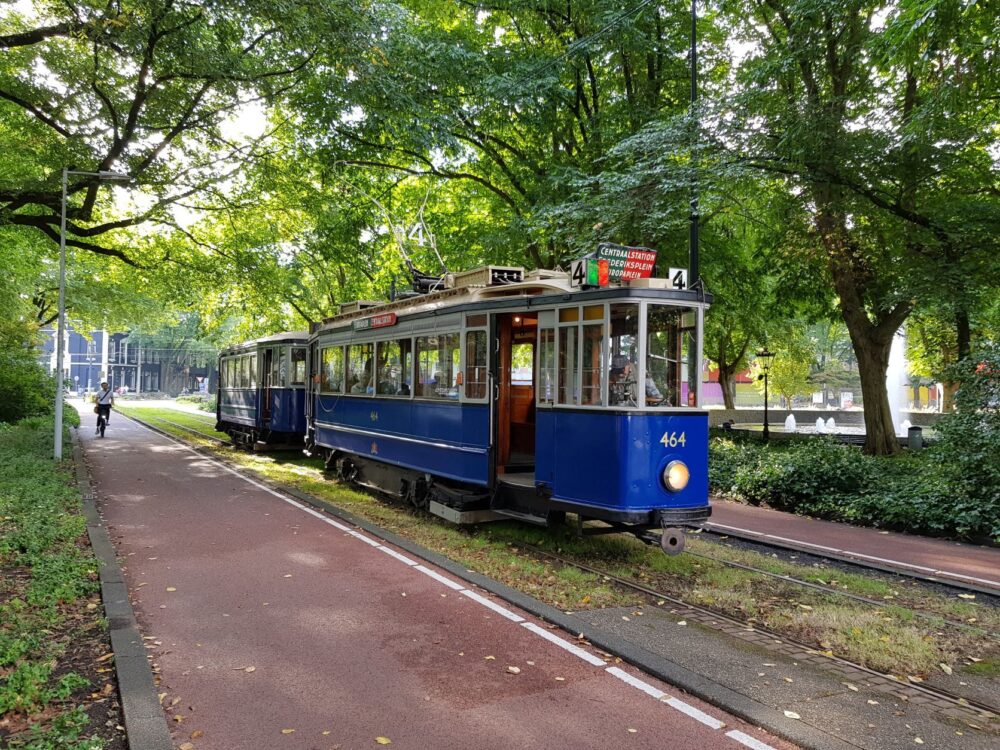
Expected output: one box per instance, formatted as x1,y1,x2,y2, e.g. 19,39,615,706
0,414,123,749
119,405,1000,691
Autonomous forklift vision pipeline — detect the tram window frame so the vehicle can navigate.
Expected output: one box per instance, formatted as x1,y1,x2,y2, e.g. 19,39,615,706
608,303,640,408
347,342,375,395
249,353,258,389
463,328,488,401
643,303,699,409
290,347,307,386
319,345,344,394
416,332,461,400
537,325,556,405
555,304,607,408
375,338,412,397
276,347,288,388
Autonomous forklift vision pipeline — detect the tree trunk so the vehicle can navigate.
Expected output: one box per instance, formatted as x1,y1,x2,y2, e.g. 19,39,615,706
852,336,900,455
718,365,736,410
955,307,971,362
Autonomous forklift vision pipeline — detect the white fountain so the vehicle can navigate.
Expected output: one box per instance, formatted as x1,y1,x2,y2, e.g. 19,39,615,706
900,419,912,434
826,417,836,431
815,417,826,433
784,414,797,433
887,328,908,435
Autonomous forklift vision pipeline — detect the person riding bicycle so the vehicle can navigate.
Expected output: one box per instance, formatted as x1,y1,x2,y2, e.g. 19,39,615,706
95,381,114,436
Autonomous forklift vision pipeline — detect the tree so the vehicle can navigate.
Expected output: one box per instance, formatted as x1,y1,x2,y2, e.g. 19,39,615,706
716,0,1000,454
0,0,373,325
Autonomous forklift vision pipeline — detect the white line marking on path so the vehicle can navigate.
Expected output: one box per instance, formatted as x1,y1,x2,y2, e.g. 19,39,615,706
725,729,778,750
460,589,524,622
606,666,665,699
662,696,727,730
520,622,607,666
413,565,466,591
122,417,781,749
379,547,419,566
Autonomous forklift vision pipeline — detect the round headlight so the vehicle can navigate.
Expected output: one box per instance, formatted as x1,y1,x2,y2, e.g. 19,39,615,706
662,460,690,493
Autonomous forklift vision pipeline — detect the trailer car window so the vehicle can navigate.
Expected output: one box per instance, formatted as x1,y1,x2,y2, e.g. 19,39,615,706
538,328,555,404
291,348,306,385
320,347,344,393
376,339,411,396
464,330,488,399
348,343,374,394
416,333,460,399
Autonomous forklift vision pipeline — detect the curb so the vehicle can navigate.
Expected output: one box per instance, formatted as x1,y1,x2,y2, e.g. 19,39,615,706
72,429,174,750
122,412,859,750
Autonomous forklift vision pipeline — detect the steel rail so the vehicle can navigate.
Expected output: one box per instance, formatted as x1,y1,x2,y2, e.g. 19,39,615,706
521,543,1000,720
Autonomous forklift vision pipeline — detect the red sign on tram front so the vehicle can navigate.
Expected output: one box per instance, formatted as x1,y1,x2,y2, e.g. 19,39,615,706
353,312,398,331
596,242,658,281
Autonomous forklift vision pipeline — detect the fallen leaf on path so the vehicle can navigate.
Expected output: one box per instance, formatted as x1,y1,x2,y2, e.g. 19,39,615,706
179,744,194,750
783,711,800,720
281,728,295,734
844,684,858,692
191,730,203,739
555,677,565,681
627,728,637,733
97,653,114,662
484,655,495,660
375,737,392,745
938,664,952,675
166,587,177,592
958,594,976,600
507,666,521,674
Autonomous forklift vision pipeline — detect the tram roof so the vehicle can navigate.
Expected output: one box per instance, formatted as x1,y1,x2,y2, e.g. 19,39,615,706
220,330,310,355
311,270,711,336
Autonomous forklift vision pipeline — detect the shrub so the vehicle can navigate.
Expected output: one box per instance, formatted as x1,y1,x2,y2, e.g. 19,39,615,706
198,396,217,412
0,349,56,423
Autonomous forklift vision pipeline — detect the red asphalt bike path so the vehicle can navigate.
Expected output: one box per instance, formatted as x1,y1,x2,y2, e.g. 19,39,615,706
708,500,1000,593
84,416,794,750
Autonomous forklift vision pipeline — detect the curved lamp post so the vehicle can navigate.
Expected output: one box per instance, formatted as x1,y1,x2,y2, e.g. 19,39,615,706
54,168,131,460
756,348,776,443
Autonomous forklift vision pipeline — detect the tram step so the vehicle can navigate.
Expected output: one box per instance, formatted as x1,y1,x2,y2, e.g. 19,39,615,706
428,501,505,525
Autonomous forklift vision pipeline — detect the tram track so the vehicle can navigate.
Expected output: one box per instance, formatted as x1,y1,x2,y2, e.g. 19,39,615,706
118,410,230,446
701,523,1000,599
519,542,1000,724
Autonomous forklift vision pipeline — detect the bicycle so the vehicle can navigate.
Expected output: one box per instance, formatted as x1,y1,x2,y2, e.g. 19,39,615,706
95,407,111,438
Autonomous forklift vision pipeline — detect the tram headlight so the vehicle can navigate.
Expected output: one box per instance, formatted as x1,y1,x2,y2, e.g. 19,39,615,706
662,461,690,493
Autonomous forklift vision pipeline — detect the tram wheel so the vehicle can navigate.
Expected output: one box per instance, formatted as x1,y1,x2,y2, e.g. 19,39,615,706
660,527,686,555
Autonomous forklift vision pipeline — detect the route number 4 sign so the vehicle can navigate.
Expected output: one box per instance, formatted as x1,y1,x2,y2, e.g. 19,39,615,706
667,267,688,290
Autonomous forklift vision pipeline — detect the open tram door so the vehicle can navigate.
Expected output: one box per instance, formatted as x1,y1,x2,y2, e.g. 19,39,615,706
492,312,538,478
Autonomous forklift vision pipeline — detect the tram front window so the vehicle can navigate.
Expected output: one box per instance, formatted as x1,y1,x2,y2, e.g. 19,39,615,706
645,306,698,408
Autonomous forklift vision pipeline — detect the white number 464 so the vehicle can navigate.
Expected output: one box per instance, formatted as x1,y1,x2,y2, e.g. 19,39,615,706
659,431,687,448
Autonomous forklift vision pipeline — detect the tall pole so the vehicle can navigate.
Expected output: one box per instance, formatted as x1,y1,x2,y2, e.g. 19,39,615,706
763,372,770,443
54,168,68,460
688,0,699,287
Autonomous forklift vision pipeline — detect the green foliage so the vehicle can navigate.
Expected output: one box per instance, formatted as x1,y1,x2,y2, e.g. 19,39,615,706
0,348,56,424
0,417,99,739
710,429,999,542
928,343,1000,539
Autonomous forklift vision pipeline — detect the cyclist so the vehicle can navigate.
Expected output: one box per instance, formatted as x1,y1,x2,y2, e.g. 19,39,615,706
95,381,114,437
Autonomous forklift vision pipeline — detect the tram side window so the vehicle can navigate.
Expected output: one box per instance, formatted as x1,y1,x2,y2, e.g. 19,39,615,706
646,306,697,407
558,326,579,405
465,330,488,399
376,339,412,396
538,328,555,404
220,359,228,389
347,343,374,394
609,304,639,407
416,333,460,399
581,306,604,406
291,348,306,386
249,353,257,388
238,356,247,388
276,347,287,387
320,346,344,393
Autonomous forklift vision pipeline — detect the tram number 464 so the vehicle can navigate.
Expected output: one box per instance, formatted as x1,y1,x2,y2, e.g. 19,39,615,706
660,431,687,448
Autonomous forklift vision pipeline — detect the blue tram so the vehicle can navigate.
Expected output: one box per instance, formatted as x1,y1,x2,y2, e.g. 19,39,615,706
216,332,309,448
305,267,711,553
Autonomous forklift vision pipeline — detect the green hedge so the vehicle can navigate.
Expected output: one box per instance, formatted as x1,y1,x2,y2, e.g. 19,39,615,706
710,424,999,543
0,350,56,424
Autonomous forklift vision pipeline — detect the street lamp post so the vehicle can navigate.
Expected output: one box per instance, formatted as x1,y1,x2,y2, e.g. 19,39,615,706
54,168,131,460
757,348,776,443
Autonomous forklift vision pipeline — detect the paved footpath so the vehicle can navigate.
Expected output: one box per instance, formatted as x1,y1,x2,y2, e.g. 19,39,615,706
708,500,1000,593
83,416,794,750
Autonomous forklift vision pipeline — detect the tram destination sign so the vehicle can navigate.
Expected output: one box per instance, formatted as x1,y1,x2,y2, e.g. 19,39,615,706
352,312,398,331
596,243,658,281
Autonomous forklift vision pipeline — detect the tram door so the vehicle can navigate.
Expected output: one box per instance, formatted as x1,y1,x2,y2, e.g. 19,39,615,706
261,348,273,424
495,312,538,475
